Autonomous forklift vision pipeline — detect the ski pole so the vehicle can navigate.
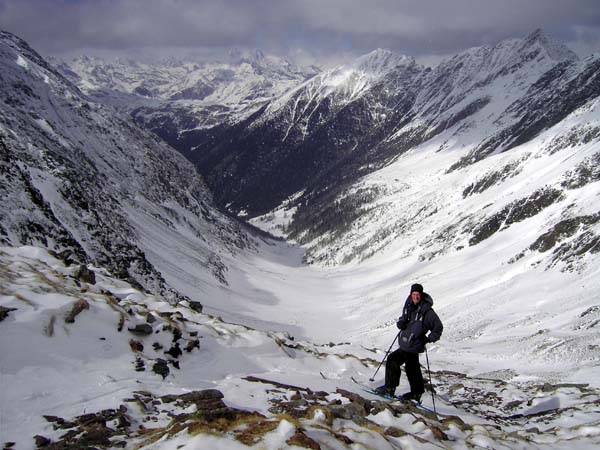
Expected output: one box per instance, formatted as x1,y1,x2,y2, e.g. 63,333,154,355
425,347,437,414
369,332,399,382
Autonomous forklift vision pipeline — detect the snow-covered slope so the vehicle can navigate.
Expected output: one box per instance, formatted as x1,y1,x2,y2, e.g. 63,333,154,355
2,246,599,449
240,32,600,399
179,30,598,227
264,48,416,119
0,30,252,302
56,50,320,135
2,30,600,450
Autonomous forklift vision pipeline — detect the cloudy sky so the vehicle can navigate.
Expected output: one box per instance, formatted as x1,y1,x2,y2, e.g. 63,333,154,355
1,0,599,66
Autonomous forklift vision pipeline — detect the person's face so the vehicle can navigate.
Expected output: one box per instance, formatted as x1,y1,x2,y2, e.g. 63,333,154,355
411,291,421,304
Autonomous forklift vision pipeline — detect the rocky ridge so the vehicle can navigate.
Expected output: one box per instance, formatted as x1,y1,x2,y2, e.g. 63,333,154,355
55,50,320,139
0,30,253,301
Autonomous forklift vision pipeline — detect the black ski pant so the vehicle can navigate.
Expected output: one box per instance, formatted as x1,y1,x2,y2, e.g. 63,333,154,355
385,348,424,395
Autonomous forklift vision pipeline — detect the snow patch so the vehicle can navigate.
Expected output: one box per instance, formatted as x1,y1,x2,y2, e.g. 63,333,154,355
16,54,28,69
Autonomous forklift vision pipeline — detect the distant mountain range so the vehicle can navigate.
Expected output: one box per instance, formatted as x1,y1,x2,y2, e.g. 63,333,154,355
4,27,600,276
20,29,600,273
53,50,320,138
1,28,599,450
61,29,597,269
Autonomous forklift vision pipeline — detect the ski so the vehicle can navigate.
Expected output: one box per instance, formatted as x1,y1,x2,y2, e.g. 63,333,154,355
350,376,437,414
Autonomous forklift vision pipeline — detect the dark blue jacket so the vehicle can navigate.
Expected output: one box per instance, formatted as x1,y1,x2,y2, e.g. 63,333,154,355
396,292,443,353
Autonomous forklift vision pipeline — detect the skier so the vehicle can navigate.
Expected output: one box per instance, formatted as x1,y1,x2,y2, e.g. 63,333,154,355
376,283,443,402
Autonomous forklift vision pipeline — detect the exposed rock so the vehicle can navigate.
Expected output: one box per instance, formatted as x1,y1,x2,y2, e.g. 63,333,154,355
286,430,322,449
561,150,600,189
185,339,200,352
470,187,564,246
128,323,153,336
129,339,144,352
152,358,170,379
134,356,145,372
530,213,600,253
34,435,50,448
0,306,17,322
50,249,79,267
462,159,523,197
37,408,131,449
162,389,225,409
172,327,182,342
164,343,182,359
73,265,96,284
243,375,310,392
429,425,449,440
188,301,203,313
117,313,125,332
42,415,74,430
75,423,113,447
64,299,89,323
329,402,369,424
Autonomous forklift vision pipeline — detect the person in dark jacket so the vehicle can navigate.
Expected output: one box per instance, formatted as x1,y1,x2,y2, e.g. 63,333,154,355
376,283,443,402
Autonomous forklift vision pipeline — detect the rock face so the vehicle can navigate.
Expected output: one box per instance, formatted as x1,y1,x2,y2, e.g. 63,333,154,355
0,306,18,322
136,29,598,268
56,30,600,270
0,31,254,300
169,30,590,218
128,323,153,336
73,265,96,284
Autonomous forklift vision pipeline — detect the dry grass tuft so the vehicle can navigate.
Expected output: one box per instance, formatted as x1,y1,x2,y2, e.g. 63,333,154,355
14,293,36,308
233,418,280,445
286,429,322,449
65,299,90,323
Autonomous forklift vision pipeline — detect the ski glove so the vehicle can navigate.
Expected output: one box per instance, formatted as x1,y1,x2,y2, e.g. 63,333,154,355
397,318,407,330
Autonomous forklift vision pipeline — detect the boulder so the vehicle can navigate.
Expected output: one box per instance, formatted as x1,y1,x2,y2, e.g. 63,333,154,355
129,339,144,352
152,359,170,379
188,301,203,313
73,265,96,284
128,323,153,336
0,306,17,322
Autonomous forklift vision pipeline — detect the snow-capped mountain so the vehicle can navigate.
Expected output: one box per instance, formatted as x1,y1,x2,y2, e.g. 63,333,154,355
1,29,600,450
169,30,599,268
55,50,320,139
0,30,253,302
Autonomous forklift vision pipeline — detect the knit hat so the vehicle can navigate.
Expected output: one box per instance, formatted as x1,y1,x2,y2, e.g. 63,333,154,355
410,283,423,294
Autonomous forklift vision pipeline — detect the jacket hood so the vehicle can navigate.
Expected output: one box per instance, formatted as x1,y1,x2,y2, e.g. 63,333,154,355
404,292,434,308
422,292,433,306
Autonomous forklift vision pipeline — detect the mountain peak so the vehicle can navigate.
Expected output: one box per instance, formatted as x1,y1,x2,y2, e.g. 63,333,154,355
352,48,414,76
521,28,578,62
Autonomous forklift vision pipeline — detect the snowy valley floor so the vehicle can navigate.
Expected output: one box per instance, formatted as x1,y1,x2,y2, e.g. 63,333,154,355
1,243,600,449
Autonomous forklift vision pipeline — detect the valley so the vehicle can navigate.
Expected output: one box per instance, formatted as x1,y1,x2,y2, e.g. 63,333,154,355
1,27,599,449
